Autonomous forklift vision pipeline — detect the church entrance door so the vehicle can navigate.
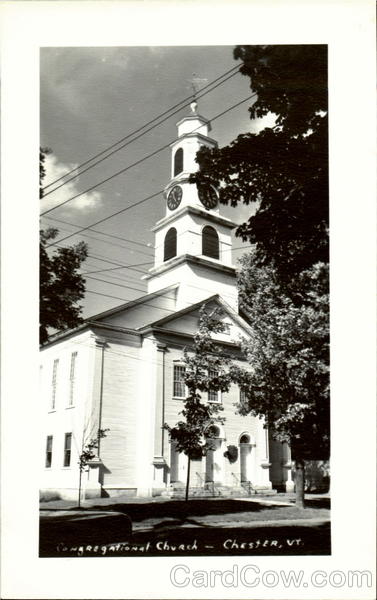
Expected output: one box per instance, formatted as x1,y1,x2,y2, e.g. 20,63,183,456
240,434,252,483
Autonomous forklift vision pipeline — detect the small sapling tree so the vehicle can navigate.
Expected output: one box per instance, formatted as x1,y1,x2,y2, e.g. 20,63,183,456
78,428,109,507
165,306,235,501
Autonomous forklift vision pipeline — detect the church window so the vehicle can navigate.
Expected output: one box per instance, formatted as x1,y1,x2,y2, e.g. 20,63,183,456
45,435,53,468
239,388,247,406
202,226,219,259
240,433,251,444
63,433,72,467
173,364,186,398
164,228,177,261
174,148,183,176
68,351,77,407
51,359,59,410
208,370,221,403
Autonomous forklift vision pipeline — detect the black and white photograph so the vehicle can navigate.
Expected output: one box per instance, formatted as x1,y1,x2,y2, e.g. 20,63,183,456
38,44,331,558
1,1,375,599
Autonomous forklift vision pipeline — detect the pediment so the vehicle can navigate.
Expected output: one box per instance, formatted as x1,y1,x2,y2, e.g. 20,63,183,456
145,295,251,343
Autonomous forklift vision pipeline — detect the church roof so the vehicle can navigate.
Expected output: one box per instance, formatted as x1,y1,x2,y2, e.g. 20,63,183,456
41,287,252,349
140,293,253,338
88,283,179,322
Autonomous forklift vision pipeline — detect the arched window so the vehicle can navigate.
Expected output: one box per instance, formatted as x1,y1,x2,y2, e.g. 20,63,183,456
174,148,183,176
240,434,251,444
202,226,219,259
164,228,177,261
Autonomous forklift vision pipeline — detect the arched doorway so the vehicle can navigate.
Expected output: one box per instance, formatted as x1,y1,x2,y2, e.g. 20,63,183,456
239,433,252,483
205,425,223,483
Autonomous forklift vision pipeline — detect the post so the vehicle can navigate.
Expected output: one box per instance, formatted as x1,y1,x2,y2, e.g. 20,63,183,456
283,443,295,493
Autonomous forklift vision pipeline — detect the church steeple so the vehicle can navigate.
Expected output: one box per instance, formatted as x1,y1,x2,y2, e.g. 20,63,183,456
143,103,239,312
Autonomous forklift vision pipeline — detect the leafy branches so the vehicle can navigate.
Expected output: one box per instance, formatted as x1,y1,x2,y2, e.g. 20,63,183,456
40,148,88,344
165,306,235,500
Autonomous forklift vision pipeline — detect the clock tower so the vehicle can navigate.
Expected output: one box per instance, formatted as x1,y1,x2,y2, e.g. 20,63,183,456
144,101,239,312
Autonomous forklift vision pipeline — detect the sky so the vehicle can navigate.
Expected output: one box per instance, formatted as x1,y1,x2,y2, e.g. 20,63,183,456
40,45,274,318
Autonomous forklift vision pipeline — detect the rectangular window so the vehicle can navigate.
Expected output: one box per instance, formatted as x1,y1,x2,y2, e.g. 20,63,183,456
173,364,186,398
208,370,221,403
68,351,77,406
63,433,72,467
45,435,53,468
240,388,247,405
51,359,59,410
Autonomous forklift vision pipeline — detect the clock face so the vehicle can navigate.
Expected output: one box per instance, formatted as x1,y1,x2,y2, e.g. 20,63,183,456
198,185,218,210
167,185,183,210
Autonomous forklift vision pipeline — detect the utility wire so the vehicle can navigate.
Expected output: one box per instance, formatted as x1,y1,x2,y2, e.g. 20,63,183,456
44,93,255,245
42,214,153,251
42,222,154,258
45,189,162,248
42,64,241,193
84,252,151,275
42,70,240,198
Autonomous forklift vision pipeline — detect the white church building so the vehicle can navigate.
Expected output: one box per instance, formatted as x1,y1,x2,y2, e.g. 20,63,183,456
40,102,297,500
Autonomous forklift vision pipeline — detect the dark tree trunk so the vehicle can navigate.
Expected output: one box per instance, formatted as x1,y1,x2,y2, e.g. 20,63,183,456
295,458,305,507
185,456,191,501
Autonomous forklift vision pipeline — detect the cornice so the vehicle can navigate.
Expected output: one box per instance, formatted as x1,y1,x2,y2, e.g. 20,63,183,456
143,253,237,280
170,131,217,148
152,205,238,232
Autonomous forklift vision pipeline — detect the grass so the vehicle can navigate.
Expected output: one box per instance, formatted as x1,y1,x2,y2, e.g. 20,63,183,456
41,495,330,530
40,496,331,556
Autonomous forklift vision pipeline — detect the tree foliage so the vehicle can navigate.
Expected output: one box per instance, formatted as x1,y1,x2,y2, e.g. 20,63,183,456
233,252,329,461
164,306,235,499
40,148,88,344
191,45,328,285
78,428,109,507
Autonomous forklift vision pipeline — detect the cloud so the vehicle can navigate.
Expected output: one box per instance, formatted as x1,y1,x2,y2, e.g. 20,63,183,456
249,111,277,134
41,153,103,214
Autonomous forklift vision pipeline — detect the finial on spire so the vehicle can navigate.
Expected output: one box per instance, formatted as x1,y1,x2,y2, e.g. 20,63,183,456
190,100,198,114
189,73,208,110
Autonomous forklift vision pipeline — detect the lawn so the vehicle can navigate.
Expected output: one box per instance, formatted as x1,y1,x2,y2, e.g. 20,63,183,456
40,495,330,557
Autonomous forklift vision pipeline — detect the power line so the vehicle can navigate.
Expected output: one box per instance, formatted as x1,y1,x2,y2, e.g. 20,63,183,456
44,93,255,245
84,253,151,275
42,214,153,251
83,262,148,285
42,64,241,193
45,189,162,248
86,275,146,294
42,222,154,258
42,70,241,197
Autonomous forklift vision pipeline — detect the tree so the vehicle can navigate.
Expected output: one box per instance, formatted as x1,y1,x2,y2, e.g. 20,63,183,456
191,46,329,506
232,253,329,506
40,148,88,344
191,45,328,287
77,428,109,507
164,306,234,501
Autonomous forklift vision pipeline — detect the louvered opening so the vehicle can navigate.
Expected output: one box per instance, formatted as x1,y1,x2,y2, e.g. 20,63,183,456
164,227,177,261
174,148,183,176
202,226,219,259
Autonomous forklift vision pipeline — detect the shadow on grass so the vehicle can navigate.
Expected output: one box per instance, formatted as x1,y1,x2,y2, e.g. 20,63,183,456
41,498,274,521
